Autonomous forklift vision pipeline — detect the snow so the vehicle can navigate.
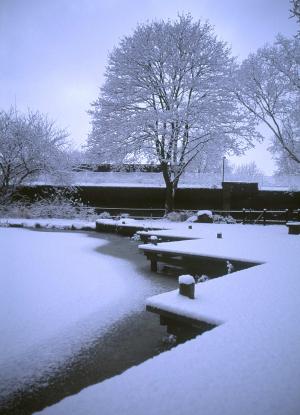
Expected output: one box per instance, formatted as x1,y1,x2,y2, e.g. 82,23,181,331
96,217,169,230
138,223,294,263
0,218,96,230
178,275,195,285
28,171,300,191
197,210,213,217
0,227,156,400
35,220,300,415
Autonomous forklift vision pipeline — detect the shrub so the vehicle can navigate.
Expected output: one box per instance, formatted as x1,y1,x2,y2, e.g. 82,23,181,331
98,211,111,219
165,210,195,222
0,188,96,219
212,214,236,224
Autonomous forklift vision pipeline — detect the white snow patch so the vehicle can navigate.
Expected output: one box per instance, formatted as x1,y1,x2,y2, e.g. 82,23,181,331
36,221,300,415
0,228,151,398
197,210,213,217
178,275,195,285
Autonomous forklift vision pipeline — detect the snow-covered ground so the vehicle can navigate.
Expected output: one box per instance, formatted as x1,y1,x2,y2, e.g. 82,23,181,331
0,226,168,403
0,217,96,230
35,220,300,415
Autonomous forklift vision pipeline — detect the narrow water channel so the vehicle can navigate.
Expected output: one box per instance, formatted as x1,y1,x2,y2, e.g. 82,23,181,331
0,230,178,415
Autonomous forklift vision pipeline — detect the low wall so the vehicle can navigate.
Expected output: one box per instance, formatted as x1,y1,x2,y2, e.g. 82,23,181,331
18,185,300,211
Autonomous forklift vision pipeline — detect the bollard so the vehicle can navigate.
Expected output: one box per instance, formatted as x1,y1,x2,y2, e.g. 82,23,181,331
188,225,192,229
179,275,195,299
217,232,222,239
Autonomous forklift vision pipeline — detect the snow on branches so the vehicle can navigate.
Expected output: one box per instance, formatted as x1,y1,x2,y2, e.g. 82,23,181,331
88,14,258,211
0,108,69,201
235,35,300,174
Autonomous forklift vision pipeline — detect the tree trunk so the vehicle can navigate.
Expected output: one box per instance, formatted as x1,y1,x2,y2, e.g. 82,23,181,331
164,181,177,213
161,162,179,213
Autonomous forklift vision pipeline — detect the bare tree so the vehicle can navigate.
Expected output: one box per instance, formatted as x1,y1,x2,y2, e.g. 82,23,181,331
235,35,300,173
232,162,264,182
291,0,300,36
0,107,68,201
88,14,258,211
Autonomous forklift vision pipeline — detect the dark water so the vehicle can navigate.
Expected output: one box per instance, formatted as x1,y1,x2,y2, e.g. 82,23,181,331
0,232,178,415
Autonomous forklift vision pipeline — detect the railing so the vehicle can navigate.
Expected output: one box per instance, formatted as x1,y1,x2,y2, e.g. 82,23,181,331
78,206,300,224
213,209,300,224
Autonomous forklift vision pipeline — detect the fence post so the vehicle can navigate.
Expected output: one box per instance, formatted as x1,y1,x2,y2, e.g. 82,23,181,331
263,209,267,226
243,208,246,225
285,209,289,224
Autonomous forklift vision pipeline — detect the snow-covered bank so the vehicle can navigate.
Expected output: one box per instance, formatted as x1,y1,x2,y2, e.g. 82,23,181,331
0,218,96,231
35,221,300,415
0,228,163,402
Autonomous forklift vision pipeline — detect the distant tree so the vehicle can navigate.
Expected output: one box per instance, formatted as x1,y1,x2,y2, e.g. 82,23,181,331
0,108,69,201
235,35,300,174
269,139,300,174
232,162,264,181
88,14,258,211
291,0,300,36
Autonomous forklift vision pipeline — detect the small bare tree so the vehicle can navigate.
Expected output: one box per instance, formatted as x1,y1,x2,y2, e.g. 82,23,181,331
0,108,68,201
88,15,258,211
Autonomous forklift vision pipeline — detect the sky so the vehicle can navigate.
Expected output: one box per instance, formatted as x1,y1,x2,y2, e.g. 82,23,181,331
0,0,298,174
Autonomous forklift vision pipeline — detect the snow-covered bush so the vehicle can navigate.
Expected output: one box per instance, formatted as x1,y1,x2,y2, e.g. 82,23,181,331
186,210,214,223
98,211,111,219
166,210,195,222
212,214,236,224
131,233,141,241
165,211,182,222
0,188,96,219
195,274,209,283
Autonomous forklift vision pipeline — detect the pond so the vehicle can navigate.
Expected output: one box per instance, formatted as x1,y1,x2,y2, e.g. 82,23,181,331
0,229,178,415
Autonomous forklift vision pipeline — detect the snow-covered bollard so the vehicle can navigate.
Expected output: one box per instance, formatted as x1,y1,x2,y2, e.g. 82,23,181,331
178,275,195,299
150,235,158,245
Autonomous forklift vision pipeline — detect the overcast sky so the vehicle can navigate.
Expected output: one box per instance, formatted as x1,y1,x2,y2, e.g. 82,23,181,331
0,0,298,174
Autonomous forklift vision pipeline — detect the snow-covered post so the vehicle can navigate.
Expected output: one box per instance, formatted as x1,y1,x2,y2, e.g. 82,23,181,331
178,275,195,299
242,208,246,224
150,235,158,245
263,209,267,226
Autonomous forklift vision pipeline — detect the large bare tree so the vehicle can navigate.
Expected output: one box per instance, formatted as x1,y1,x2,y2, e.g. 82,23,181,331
88,15,258,211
